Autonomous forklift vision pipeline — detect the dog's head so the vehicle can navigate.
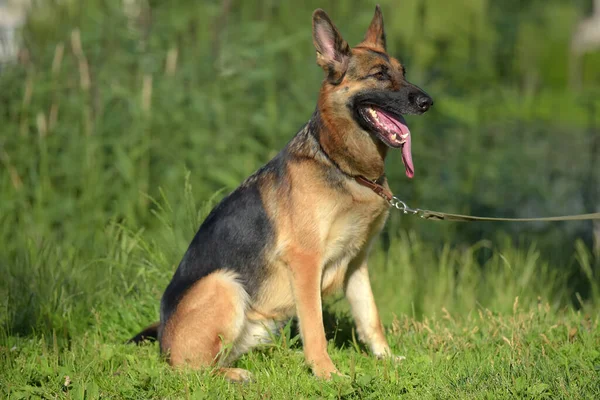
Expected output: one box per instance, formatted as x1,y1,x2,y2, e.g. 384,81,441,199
313,6,432,179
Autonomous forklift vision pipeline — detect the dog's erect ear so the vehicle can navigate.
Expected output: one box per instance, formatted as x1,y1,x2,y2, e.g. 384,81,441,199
362,5,386,50
312,9,351,84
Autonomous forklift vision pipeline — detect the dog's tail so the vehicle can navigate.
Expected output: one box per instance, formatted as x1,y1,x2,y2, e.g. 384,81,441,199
127,321,160,344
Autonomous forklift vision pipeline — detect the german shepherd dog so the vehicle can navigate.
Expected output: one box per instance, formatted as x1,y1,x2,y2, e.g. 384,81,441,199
130,6,432,382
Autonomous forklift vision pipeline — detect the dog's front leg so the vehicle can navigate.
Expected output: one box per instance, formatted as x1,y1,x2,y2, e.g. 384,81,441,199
288,254,338,378
345,260,397,359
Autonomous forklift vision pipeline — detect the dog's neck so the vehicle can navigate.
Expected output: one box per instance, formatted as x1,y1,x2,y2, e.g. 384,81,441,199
310,105,388,181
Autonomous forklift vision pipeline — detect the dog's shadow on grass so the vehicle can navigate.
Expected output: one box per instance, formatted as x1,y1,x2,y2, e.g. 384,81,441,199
288,307,367,353
324,308,366,352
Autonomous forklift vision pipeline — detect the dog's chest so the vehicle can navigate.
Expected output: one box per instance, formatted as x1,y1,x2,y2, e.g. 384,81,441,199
320,201,388,293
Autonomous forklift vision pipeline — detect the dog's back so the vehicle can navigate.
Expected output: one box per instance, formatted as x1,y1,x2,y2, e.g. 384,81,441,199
160,174,273,326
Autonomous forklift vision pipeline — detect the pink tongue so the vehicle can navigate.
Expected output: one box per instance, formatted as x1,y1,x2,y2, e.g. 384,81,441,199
401,134,414,178
376,111,414,178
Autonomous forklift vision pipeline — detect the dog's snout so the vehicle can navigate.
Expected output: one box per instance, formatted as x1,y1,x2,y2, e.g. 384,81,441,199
416,94,433,112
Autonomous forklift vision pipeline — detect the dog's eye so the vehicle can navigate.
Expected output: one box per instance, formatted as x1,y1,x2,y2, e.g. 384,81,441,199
372,71,389,81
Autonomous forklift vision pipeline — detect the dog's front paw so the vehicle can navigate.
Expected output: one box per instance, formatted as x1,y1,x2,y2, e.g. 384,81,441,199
310,358,342,380
312,365,341,380
316,369,347,380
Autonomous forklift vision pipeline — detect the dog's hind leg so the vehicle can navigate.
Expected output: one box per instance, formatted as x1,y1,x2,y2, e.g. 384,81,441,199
159,270,254,382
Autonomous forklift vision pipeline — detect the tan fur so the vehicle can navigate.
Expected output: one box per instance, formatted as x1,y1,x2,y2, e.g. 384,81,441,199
345,253,390,357
161,271,248,370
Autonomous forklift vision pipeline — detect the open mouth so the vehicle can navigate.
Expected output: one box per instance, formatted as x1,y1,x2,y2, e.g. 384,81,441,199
358,106,414,178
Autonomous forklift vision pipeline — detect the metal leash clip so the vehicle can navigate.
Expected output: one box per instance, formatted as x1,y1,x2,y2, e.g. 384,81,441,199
389,196,422,216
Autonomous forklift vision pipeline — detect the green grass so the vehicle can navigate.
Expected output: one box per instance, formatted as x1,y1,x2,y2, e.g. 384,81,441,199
2,181,600,399
2,300,599,398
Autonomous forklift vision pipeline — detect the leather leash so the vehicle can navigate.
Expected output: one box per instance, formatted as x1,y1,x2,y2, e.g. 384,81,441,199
355,176,600,222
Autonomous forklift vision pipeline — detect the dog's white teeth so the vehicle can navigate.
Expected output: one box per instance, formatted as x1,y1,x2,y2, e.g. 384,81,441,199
392,134,406,144
400,132,409,139
368,108,378,120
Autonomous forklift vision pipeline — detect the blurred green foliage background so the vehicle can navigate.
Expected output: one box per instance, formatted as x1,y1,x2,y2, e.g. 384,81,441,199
1,0,599,334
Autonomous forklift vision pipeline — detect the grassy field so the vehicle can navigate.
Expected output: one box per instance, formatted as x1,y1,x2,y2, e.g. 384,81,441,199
1,1,600,398
2,303,599,399
2,185,600,399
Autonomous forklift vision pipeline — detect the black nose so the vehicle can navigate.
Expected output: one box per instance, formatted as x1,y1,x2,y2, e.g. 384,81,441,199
416,94,433,112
